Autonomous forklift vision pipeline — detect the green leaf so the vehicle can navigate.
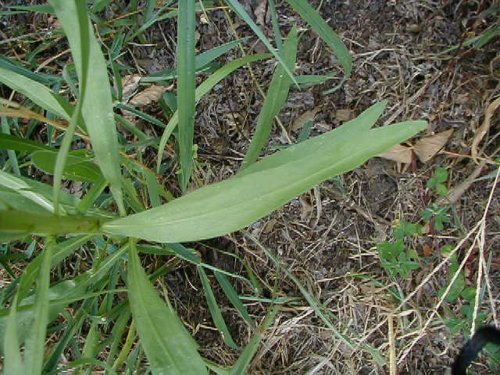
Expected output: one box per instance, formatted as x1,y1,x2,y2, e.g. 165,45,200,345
0,67,73,120
224,0,297,85
105,104,426,243
156,53,271,172
285,0,352,93
143,38,246,83
0,170,56,213
4,295,24,375
24,236,53,374
214,271,254,328
127,240,208,375
0,133,54,153
177,0,197,191
243,27,298,167
229,306,279,375
32,150,103,183
198,267,239,349
49,0,124,214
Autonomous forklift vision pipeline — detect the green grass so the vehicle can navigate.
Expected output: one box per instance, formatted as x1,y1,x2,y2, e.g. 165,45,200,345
0,1,427,373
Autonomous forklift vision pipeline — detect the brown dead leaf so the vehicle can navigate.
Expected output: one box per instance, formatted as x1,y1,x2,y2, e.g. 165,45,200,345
254,0,268,26
121,74,141,99
291,107,320,131
422,244,433,257
335,108,353,122
128,84,170,107
378,144,413,164
471,96,500,163
413,129,453,163
299,195,313,221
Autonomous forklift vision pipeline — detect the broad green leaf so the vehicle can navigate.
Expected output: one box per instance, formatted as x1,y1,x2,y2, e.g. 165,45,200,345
224,0,297,85
127,241,208,375
238,101,388,176
49,0,124,214
4,295,24,375
243,27,298,166
104,105,426,243
32,150,103,183
157,53,271,172
0,67,73,120
198,267,239,349
0,133,54,153
177,0,196,191
0,190,54,215
0,170,56,213
24,237,53,374
285,0,352,93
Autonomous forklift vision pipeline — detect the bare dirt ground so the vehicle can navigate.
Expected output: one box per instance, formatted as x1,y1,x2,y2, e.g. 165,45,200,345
1,1,498,374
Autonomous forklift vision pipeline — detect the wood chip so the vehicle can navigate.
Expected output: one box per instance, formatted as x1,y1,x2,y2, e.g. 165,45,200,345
413,129,453,163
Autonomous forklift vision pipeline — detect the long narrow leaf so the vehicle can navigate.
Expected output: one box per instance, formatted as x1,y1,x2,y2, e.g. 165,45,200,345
24,236,54,374
198,267,239,349
49,0,124,214
105,112,426,243
224,0,297,85
243,27,298,166
127,240,208,374
177,0,196,191
4,295,24,375
156,53,271,172
0,67,73,120
285,0,352,93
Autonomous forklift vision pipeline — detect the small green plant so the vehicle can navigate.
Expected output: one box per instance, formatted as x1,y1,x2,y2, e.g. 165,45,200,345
421,167,451,231
377,221,422,279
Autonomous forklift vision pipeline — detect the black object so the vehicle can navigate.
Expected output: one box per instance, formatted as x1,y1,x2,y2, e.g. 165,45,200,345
452,326,500,375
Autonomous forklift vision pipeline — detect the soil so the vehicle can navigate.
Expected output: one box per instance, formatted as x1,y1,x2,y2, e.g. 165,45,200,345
0,0,498,374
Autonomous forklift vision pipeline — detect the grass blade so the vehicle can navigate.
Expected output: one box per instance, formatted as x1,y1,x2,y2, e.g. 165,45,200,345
177,0,196,191
285,0,352,93
198,267,239,349
49,0,125,215
143,38,246,83
127,240,208,374
24,236,54,374
225,0,297,85
229,305,279,375
214,271,254,328
157,53,271,172
0,67,73,120
243,27,298,167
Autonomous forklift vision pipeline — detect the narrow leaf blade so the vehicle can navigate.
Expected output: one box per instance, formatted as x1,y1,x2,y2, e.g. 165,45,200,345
127,241,208,375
